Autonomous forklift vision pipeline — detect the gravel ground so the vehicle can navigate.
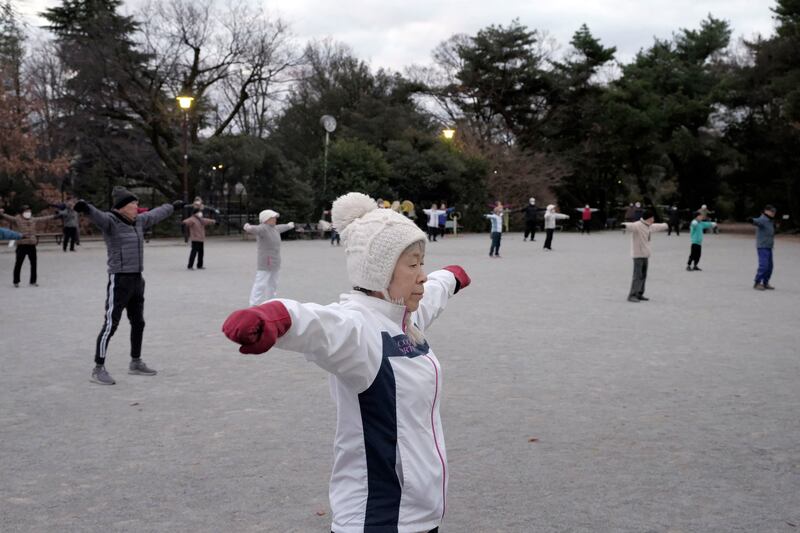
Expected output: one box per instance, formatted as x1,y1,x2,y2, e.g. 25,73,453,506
1,229,798,532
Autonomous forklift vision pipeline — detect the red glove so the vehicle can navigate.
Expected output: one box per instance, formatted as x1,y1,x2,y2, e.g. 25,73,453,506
222,301,292,354
442,265,471,294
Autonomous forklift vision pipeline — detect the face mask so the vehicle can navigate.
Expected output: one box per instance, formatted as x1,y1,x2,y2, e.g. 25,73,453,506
22,212,32,219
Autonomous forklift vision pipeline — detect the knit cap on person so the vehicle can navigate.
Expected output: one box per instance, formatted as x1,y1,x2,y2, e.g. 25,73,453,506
259,209,279,223
112,186,138,209
332,192,426,292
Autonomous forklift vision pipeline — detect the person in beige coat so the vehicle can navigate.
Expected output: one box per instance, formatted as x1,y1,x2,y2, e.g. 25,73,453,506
621,209,668,302
182,207,217,269
1,206,59,287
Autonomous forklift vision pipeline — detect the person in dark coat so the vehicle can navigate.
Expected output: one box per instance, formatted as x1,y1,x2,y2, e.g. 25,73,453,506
522,197,540,242
75,186,183,385
750,205,777,291
667,205,681,236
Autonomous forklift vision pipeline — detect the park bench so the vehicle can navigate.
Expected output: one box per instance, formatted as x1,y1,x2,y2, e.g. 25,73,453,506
36,233,63,245
292,223,322,240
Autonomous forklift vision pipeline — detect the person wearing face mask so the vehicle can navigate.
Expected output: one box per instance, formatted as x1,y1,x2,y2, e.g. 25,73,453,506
54,198,80,252
422,203,445,242
243,209,295,305
0,205,59,287
73,186,184,385
522,197,540,242
543,204,570,250
182,207,217,270
222,192,471,533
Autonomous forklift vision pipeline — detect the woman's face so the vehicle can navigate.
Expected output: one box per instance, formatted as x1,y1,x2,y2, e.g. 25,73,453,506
388,245,427,311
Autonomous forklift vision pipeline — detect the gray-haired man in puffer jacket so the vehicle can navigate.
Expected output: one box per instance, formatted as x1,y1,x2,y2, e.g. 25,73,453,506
75,186,184,385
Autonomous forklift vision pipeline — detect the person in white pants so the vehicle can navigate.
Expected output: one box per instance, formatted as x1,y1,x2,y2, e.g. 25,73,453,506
244,209,294,305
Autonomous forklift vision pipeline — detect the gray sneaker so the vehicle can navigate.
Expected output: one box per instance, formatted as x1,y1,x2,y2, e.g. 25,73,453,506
91,366,115,385
129,359,157,376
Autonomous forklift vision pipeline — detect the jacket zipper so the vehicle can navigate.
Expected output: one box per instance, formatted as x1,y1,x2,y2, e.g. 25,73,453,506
423,354,446,519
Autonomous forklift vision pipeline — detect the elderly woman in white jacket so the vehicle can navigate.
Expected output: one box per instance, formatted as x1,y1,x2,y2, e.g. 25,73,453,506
223,193,471,533
243,209,294,305
543,204,570,250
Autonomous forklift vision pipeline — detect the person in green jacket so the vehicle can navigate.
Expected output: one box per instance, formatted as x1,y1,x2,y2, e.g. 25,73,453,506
686,212,717,271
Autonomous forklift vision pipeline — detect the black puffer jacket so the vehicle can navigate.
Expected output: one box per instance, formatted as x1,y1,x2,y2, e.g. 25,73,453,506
523,204,540,222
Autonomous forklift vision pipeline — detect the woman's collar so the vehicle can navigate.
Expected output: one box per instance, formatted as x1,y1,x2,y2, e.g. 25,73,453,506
342,291,407,327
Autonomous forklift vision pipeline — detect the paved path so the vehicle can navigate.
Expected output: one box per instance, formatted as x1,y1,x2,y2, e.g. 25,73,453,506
1,230,798,532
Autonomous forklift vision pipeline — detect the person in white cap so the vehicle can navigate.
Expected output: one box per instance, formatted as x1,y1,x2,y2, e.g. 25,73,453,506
243,209,295,305
222,192,471,533
543,204,570,250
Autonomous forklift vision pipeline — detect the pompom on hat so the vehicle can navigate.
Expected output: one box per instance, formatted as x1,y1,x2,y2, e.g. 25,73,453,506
332,192,426,292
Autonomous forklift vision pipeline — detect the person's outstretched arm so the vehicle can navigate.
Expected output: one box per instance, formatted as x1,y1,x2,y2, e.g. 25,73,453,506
75,201,113,232
0,227,22,240
651,222,669,232
555,213,570,220
0,210,17,224
30,212,59,222
222,300,380,393
413,266,471,332
138,201,180,229
276,222,295,234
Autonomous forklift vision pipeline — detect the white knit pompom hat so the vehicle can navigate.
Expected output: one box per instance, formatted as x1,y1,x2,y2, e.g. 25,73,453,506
259,209,279,223
332,192,427,292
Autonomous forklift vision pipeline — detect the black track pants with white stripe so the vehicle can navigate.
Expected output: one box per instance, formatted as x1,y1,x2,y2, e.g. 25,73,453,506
95,273,145,365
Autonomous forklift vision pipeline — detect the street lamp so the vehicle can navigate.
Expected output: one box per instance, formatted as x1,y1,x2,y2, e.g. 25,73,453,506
223,181,230,235
177,95,194,202
212,164,225,206
442,128,455,140
234,182,246,234
320,115,337,197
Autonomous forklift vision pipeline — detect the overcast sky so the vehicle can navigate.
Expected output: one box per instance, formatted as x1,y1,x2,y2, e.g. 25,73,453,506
16,0,778,70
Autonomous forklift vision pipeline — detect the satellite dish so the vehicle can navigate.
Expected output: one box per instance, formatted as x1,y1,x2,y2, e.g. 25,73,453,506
320,115,337,133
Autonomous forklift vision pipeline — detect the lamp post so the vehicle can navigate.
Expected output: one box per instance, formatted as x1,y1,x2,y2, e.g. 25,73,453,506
223,182,230,235
177,95,194,202
235,182,246,231
320,115,337,198
212,164,225,206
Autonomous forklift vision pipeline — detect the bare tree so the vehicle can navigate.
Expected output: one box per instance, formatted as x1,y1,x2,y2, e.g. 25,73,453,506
139,0,300,139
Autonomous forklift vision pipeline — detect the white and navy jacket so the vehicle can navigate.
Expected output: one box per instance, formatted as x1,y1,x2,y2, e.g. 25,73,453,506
274,269,458,533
